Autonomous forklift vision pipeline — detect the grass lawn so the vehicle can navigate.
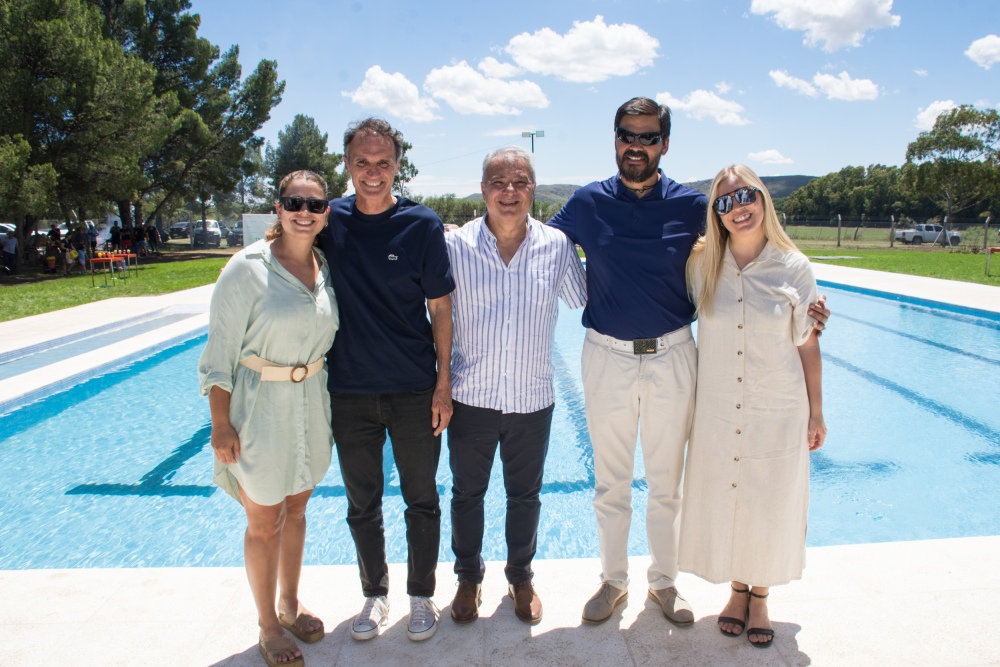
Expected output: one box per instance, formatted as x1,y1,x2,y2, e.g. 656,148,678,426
0,256,228,322
802,247,1000,287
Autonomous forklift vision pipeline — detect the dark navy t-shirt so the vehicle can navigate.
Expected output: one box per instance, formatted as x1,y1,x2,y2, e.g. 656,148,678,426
319,196,454,393
548,171,707,340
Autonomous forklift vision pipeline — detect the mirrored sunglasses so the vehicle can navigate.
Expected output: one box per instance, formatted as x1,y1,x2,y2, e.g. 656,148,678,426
713,186,759,215
615,127,663,146
280,196,328,214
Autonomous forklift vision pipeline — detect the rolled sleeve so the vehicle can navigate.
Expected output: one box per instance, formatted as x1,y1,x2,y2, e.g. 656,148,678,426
198,257,255,396
788,257,818,347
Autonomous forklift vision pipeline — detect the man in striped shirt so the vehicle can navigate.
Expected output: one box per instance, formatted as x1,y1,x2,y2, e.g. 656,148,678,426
445,146,587,626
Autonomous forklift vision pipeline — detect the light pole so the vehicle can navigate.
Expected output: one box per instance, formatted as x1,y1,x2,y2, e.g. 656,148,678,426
522,131,544,218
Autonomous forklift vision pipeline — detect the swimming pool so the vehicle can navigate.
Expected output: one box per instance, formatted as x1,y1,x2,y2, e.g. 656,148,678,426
0,284,998,569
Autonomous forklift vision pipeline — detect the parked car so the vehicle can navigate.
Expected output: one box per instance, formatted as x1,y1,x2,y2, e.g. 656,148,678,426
169,221,191,239
895,223,962,246
0,223,15,235
227,221,243,247
190,219,222,248
218,222,230,240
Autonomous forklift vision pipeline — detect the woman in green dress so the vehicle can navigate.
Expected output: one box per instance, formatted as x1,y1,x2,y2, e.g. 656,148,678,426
198,171,339,667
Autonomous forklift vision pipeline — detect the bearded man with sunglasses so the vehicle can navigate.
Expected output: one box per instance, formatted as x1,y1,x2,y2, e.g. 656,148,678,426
317,117,455,643
548,97,828,627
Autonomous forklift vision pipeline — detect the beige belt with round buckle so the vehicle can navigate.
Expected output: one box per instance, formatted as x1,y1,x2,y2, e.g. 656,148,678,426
240,355,325,382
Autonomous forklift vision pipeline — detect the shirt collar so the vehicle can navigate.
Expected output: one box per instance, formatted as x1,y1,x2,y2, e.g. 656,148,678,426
611,169,669,201
723,239,789,269
478,214,537,246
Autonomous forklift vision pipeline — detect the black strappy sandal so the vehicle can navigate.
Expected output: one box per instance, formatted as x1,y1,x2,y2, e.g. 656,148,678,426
718,585,749,637
746,590,774,648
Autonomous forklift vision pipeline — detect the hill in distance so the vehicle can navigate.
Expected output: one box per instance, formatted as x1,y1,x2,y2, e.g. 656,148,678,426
462,176,815,208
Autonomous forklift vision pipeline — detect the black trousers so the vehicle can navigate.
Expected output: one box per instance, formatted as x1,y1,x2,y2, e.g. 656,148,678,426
448,401,554,585
331,387,441,598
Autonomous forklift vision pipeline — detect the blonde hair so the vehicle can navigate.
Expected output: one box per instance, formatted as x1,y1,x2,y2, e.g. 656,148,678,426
687,164,798,316
266,170,329,241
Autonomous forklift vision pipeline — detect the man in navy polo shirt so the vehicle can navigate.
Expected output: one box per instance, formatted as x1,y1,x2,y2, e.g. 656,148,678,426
319,117,454,642
548,97,826,627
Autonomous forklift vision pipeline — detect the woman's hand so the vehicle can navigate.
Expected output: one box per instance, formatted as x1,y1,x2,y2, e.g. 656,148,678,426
208,385,240,463
211,420,241,464
807,412,827,451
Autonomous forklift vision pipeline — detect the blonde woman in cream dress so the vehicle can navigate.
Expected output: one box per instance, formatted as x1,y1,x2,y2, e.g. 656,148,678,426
679,164,826,649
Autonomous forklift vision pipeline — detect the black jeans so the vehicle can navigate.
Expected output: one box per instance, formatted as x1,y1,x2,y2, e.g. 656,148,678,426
448,401,554,585
331,388,441,598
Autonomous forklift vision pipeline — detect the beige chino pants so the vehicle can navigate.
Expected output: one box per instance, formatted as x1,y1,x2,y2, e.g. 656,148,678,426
581,327,697,590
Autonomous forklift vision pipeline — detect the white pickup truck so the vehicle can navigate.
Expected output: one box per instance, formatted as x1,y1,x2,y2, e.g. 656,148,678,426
895,223,962,246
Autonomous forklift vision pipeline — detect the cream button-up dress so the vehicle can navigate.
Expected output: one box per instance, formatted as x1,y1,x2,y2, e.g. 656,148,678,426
198,240,339,506
679,242,817,587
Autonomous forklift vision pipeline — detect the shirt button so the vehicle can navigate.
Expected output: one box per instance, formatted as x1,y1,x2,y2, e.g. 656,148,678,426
737,324,743,329
736,272,741,276
738,297,743,302
736,429,741,434
736,404,741,409
737,351,743,356
734,456,740,461
737,377,743,382
732,483,737,488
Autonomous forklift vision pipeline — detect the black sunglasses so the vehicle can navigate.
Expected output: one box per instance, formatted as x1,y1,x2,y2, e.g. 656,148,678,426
713,186,759,214
280,196,328,214
615,127,663,146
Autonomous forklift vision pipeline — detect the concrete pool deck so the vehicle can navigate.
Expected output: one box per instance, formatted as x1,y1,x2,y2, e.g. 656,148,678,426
2,263,999,666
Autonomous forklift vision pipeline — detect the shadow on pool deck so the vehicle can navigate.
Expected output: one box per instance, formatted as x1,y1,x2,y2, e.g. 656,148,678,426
3,537,999,666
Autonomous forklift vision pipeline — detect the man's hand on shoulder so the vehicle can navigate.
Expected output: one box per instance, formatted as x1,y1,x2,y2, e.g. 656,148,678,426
809,294,830,337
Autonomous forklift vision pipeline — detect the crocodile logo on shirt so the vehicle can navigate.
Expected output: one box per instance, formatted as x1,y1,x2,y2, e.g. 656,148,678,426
388,254,398,261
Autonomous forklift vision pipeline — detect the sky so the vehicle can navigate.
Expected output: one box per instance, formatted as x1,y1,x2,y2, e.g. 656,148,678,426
189,0,1000,198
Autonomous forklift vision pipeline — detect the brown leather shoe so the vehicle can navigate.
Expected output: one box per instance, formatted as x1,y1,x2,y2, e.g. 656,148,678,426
508,581,542,624
450,581,482,624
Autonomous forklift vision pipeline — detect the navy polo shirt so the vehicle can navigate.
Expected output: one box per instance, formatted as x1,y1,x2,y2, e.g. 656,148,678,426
548,171,707,340
319,196,454,393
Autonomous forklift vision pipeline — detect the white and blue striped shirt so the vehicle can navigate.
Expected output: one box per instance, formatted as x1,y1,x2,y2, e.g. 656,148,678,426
447,216,587,413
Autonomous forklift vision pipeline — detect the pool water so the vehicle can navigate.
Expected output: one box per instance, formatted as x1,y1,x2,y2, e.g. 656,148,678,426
0,285,998,569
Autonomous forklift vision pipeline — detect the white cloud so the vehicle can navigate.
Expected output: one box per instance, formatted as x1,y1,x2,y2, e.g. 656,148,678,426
813,72,879,100
505,15,659,83
655,90,750,126
770,69,878,101
770,70,818,96
478,57,522,79
342,66,440,122
715,81,732,94
750,0,900,52
748,149,793,165
423,61,548,116
914,100,956,131
914,69,928,77
966,35,1000,69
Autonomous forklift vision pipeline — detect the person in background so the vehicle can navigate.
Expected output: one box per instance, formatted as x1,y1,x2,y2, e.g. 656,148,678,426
199,170,339,667
146,223,160,254
679,164,826,649
2,232,17,275
109,222,121,252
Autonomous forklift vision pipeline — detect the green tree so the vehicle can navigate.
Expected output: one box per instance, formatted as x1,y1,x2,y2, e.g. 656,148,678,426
265,114,348,199
904,105,1000,234
0,135,58,236
0,0,161,231
393,141,418,197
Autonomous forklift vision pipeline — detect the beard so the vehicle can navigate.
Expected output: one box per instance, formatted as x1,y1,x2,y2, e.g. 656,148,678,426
617,149,660,184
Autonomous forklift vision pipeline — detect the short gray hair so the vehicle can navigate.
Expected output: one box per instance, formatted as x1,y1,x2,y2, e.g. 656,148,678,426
481,146,536,183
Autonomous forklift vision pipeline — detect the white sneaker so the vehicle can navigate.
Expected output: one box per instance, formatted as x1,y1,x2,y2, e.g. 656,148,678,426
351,595,389,641
407,596,439,641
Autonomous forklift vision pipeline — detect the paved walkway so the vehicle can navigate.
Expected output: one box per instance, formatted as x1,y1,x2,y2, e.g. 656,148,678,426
2,265,999,666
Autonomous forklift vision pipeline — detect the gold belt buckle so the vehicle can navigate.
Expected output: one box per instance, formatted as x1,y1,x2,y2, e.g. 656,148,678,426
632,338,657,355
289,363,308,383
